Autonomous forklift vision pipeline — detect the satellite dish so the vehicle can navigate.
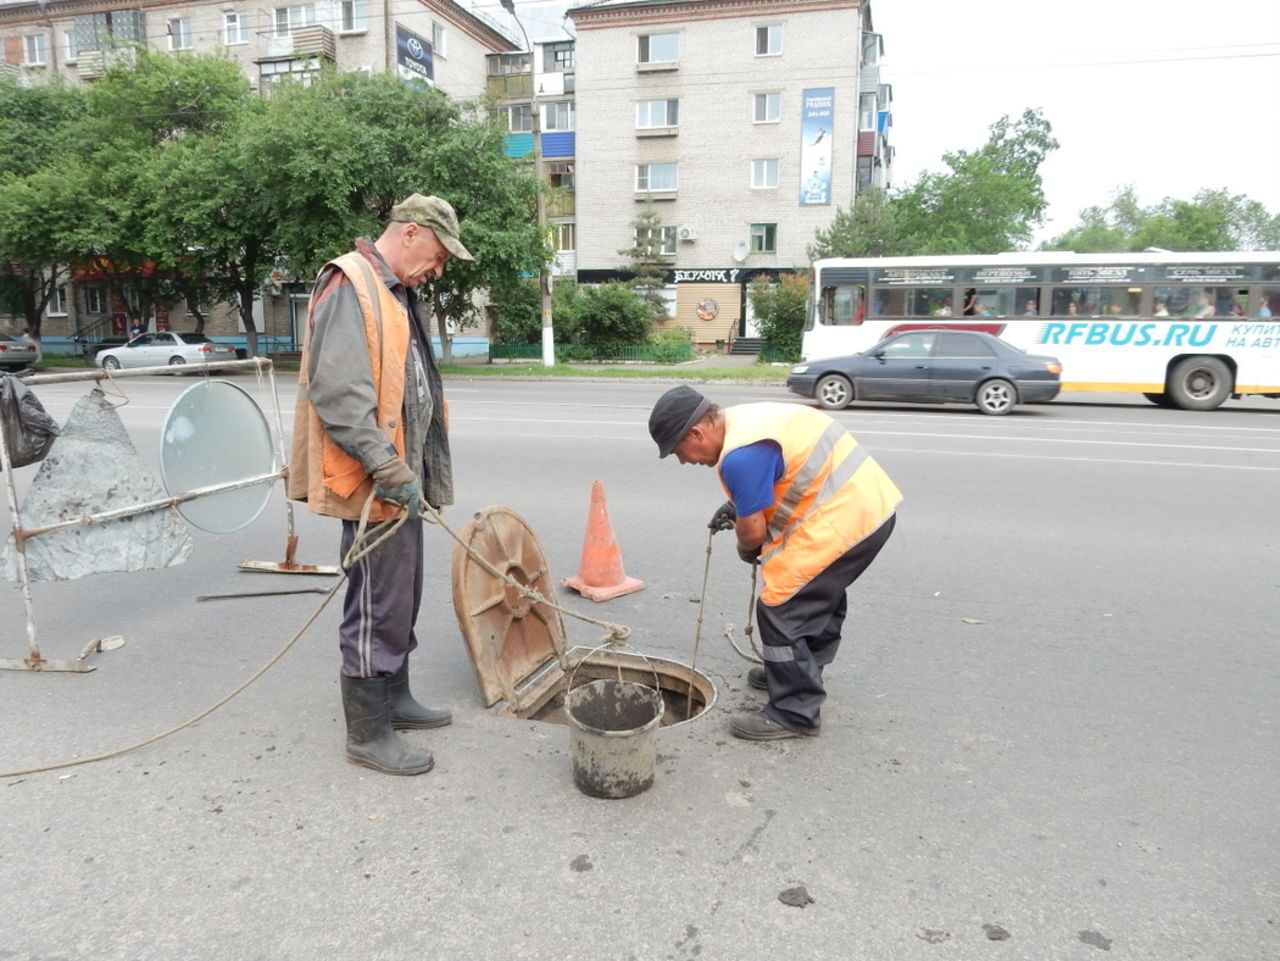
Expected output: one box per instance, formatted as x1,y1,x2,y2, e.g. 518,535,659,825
160,381,276,534
732,242,748,264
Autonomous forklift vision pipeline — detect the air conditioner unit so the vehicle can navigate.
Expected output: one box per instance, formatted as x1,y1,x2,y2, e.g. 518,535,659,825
678,226,697,242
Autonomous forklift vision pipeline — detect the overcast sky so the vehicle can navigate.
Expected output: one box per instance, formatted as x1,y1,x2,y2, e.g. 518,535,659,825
871,0,1280,247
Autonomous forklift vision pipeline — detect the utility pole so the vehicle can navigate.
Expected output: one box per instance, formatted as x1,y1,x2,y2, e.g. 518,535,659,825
501,0,555,367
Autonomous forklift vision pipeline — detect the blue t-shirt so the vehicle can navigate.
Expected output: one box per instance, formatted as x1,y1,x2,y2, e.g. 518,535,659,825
720,441,785,516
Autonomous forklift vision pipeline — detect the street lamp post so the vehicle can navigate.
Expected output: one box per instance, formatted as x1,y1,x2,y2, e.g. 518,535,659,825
500,0,555,367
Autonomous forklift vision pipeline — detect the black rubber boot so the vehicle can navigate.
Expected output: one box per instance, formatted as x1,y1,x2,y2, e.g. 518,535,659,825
747,667,768,691
388,662,453,730
340,674,434,776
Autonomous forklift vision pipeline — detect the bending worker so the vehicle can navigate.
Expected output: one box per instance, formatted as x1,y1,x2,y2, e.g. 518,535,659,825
649,386,901,741
288,194,472,776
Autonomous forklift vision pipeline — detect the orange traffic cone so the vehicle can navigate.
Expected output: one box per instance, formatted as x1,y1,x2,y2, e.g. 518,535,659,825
561,480,645,602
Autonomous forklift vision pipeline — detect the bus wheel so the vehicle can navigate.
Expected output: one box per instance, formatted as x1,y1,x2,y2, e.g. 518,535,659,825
815,374,853,410
975,378,1016,415
1143,392,1173,407
1166,357,1232,410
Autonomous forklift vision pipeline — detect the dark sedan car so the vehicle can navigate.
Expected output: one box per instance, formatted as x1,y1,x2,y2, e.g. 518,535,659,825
787,329,1062,415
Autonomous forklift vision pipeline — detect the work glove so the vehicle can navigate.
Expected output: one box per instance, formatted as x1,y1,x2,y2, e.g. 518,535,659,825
736,543,761,565
371,457,421,518
708,501,736,533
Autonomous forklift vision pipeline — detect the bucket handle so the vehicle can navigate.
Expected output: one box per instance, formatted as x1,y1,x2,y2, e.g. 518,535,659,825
567,641,663,703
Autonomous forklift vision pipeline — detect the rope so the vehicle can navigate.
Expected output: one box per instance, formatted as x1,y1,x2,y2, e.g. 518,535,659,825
1,492,632,779
1,495,400,779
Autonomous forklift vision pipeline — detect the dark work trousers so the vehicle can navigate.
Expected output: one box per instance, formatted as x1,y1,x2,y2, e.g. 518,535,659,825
757,513,896,731
338,515,423,678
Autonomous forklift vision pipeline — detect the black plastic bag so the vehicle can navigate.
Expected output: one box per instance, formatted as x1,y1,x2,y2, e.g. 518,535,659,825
0,372,60,469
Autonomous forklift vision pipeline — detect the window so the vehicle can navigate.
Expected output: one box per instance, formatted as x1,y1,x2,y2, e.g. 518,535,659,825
755,25,782,55
1052,287,1144,317
1258,288,1279,317
23,34,48,66
544,41,574,72
167,18,193,51
859,93,877,131
636,163,677,192
64,31,80,61
638,33,679,64
749,223,777,254
505,103,532,133
224,12,249,45
48,285,67,317
432,21,447,57
752,159,779,189
340,0,367,32
553,223,576,252
818,286,863,326
548,161,574,191
635,226,677,257
856,156,873,192
880,331,936,358
636,99,679,128
543,101,575,132
1151,285,1241,317
753,92,780,123
959,286,1042,317
275,4,317,37
936,332,998,358
84,287,105,314
878,287,954,317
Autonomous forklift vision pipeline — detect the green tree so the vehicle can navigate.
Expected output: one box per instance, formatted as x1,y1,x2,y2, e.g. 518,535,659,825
807,187,904,261
893,108,1059,254
1044,186,1280,252
0,77,85,341
572,283,651,357
748,273,809,362
617,204,673,324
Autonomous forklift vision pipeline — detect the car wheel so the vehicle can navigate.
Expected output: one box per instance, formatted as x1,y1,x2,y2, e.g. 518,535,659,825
814,374,853,410
1165,356,1231,410
101,356,121,370
975,378,1016,415
168,356,187,366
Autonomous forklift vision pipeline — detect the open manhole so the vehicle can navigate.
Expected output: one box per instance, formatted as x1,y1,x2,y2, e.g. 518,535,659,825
450,506,716,726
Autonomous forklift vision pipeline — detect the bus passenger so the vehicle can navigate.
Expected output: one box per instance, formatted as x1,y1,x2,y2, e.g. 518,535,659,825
1023,299,1038,316
1194,292,1215,318
963,288,979,316
1154,298,1170,317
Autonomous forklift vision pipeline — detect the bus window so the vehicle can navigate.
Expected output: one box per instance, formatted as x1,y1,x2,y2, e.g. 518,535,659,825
1098,288,1141,316
1259,287,1278,317
1051,288,1102,316
818,286,863,326
876,287,951,317
968,286,1041,316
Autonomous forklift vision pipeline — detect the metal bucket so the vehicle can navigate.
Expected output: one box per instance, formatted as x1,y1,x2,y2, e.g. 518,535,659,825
566,676,664,799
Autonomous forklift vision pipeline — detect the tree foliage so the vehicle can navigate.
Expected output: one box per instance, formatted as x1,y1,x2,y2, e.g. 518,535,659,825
617,204,673,324
748,273,809,362
572,283,652,356
807,187,903,261
1043,185,1280,252
0,54,544,357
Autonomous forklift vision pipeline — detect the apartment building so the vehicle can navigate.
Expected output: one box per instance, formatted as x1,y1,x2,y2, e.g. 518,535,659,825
2,0,891,352
567,0,891,345
0,0,517,349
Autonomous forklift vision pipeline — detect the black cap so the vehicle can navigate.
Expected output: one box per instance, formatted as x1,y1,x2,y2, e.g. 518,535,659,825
649,385,711,458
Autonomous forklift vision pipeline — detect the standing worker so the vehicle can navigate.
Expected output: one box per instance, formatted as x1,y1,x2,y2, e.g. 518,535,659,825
648,386,901,741
288,194,473,775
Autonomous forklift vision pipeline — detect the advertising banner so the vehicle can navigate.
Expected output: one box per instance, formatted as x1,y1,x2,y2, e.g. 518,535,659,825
395,23,433,86
799,88,834,205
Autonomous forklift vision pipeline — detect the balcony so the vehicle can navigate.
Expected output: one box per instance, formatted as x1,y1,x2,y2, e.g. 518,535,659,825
263,24,336,61
486,72,533,99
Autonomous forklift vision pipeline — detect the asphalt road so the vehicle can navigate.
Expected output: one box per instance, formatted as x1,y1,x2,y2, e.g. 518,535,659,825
2,373,1277,960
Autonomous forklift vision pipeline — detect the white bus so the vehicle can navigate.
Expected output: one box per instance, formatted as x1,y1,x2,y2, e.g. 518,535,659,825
804,251,1280,410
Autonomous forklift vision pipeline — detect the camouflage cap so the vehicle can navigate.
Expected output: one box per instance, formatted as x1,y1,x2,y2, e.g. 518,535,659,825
389,193,474,262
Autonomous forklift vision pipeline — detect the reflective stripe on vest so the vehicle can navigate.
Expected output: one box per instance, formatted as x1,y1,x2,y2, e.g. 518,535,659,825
720,403,901,605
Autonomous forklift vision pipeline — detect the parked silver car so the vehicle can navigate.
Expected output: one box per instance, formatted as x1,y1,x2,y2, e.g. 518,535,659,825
96,332,237,371
0,332,40,372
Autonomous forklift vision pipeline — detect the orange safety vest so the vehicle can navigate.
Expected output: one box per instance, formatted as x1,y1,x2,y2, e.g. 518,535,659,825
287,251,408,522
720,403,902,605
